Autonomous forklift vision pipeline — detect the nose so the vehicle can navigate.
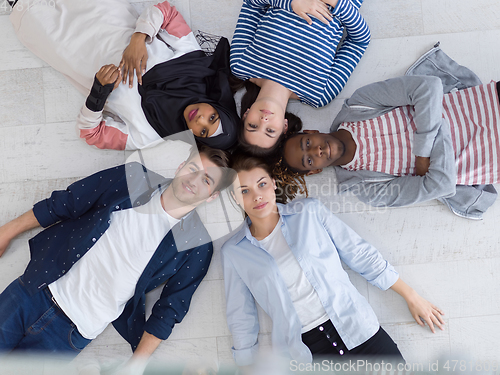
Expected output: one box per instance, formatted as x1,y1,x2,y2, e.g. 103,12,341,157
314,145,323,157
253,191,262,202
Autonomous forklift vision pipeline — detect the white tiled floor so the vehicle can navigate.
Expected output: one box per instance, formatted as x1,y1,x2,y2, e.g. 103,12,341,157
1,0,500,373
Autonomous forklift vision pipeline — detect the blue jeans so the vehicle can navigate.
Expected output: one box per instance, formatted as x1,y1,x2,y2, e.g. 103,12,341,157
0,277,91,355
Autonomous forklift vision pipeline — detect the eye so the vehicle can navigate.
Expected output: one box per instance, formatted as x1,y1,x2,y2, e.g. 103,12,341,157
266,128,275,133
241,189,249,194
306,139,310,148
248,123,257,129
189,166,197,172
210,114,216,121
203,177,210,185
307,158,312,166
200,129,207,136
258,182,266,188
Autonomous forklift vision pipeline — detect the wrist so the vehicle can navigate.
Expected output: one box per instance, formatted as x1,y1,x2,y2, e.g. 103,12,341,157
132,32,148,42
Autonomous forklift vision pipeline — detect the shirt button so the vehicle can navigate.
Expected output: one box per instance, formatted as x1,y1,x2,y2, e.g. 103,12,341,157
339,349,344,355
326,334,330,339
115,206,120,209
92,238,96,242
319,326,324,332
332,342,337,347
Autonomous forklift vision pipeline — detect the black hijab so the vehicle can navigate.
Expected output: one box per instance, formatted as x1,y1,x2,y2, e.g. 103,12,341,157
138,37,239,150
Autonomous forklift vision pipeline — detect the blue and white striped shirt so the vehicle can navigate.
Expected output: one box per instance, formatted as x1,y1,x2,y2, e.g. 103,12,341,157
230,0,370,108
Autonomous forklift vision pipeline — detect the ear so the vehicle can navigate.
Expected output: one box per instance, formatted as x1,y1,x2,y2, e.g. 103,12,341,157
303,129,319,134
306,169,322,176
205,190,220,204
175,161,186,175
272,178,277,190
242,108,250,120
283,119,288,133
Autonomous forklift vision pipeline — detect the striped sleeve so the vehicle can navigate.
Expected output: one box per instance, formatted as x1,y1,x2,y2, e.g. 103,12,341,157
320,0,370,106
230,1,267,77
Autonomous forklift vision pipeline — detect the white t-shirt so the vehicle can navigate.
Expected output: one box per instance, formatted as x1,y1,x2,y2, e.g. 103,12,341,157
258,218,329,333
49,190,180,339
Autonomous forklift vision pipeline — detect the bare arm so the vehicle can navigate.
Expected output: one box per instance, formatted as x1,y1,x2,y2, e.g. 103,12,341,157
390,278,445,333
132,331,162,358
0,210,40,257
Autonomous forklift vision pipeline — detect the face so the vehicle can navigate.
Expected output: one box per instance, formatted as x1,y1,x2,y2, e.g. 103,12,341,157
184,103,221,138
243,99,288,149
231,167,277,220
171,153,223,206
283,131,345,172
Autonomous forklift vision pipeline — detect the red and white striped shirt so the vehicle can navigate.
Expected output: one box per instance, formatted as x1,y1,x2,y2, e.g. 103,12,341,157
339,82,500,185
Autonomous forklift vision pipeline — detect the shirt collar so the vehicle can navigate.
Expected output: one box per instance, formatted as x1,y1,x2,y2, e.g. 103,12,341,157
233,202,297,245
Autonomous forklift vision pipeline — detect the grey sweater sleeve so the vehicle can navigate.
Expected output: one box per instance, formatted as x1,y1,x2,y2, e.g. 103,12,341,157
332,75,457,207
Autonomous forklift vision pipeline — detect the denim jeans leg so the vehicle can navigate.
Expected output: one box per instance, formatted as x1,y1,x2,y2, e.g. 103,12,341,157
0,277,31,350
0,277,91,355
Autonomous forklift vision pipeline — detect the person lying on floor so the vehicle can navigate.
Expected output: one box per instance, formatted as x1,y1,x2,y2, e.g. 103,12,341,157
10,0,239,150
281,75,500,219
0,144,233,365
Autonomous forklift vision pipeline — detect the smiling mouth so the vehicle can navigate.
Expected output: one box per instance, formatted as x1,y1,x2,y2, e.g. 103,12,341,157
183,183,195,194
188,109,198,122
326,141,332,159
254,202,268,210
260,110,273,115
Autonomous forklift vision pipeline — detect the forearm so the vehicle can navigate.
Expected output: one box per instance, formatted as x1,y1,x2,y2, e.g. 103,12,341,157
132,331,162,359
2,210,40,240
390,278,417,301
0,210,40,256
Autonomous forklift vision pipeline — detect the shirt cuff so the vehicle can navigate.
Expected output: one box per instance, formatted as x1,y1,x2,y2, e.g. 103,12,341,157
144,315,174,341
370,262,399,290
134,23,156,43
232,342,260,367
32,199,57,228
413,134,434,158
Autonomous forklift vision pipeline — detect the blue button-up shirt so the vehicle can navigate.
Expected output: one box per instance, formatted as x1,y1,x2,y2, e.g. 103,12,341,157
26,162,213,350
221,198,399,365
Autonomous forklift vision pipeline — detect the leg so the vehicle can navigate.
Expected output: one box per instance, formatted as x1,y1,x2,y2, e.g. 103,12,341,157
349,327,405,363
0,278,91,355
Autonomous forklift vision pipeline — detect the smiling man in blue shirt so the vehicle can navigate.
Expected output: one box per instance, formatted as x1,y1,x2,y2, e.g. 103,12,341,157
0,144,233,362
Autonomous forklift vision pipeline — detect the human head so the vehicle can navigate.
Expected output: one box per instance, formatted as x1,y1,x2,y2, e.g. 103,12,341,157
171,144,234,206
229,153,278,220
283,130,345,175
237,81,303,156
229,152,308,210
183,103,222,138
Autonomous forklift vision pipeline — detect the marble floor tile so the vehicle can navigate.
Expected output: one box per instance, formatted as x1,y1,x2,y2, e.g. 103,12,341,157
0,14,48,71
0,68,45,128
422,0,500,35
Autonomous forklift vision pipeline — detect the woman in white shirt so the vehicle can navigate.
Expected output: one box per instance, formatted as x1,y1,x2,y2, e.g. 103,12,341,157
221,153,445,366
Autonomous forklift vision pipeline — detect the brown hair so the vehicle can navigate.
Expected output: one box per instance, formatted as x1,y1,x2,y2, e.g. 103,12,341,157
229,152,308,205
187,143,236,191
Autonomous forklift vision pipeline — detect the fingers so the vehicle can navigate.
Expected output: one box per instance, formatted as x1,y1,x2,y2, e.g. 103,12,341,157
96,64,120,86
299,12,313,25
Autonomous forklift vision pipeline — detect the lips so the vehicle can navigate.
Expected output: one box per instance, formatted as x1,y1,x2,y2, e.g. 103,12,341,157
182,182,195,194
326,141,332,159
254,202,268,210
188,109,198,122
260,110,273,115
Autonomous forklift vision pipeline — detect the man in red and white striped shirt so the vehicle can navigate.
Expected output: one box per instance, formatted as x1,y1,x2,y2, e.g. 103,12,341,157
282,75,500,217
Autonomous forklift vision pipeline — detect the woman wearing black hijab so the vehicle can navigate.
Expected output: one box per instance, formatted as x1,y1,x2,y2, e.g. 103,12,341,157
10,0,239,150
